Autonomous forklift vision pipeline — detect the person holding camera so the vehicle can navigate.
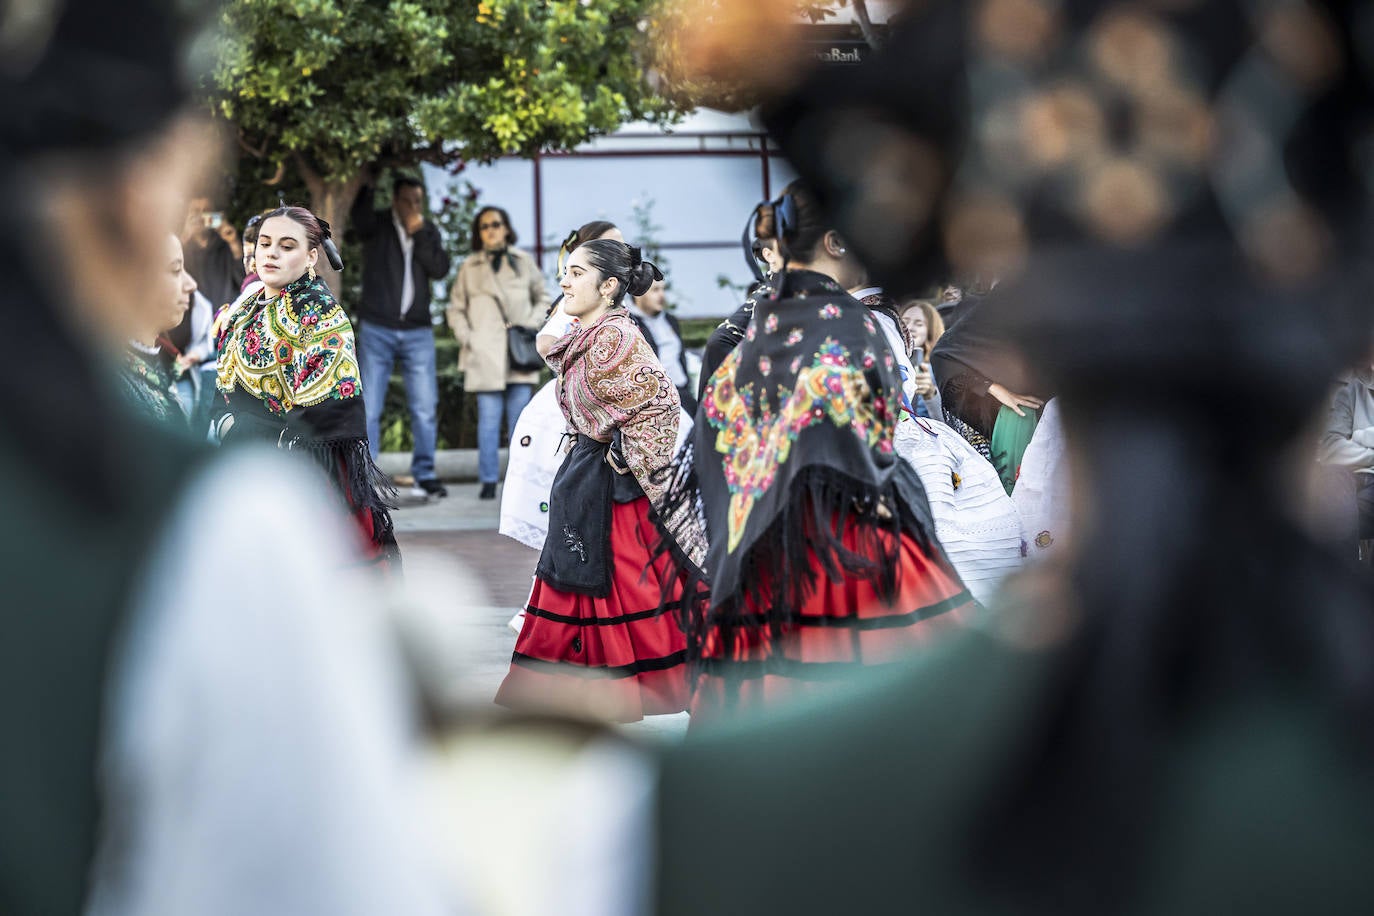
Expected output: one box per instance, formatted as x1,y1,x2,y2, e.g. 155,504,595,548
179,196,245,314
447,206,549,500
352,175,453,498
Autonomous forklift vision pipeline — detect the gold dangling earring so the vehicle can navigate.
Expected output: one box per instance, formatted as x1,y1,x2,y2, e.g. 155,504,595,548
601,295,613,309
308,264,317,281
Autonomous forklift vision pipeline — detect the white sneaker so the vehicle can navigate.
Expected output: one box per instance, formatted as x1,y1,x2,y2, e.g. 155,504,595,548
507,610,526,635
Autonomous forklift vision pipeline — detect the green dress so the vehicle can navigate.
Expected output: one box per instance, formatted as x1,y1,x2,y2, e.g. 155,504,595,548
656,609,1374,915
119,344,186,427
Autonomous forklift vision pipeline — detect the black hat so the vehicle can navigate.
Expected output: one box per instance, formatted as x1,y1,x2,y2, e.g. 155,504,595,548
763,0,1374,399
0,0,211,155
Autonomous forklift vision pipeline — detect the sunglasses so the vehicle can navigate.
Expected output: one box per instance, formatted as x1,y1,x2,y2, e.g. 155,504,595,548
480,220,505,230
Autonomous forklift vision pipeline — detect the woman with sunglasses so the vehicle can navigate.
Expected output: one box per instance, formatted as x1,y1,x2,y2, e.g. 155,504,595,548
447,206,549,500
661,180,975,724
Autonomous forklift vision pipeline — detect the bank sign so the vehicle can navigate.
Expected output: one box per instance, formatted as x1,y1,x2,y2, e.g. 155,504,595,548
809,39,870,65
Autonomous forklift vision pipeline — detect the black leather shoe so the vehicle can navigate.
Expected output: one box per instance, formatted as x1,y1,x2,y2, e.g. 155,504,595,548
479,482,497,500
416,478,448,498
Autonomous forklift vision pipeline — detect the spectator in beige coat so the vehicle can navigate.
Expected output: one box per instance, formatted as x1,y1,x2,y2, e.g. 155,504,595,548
447,206,550,499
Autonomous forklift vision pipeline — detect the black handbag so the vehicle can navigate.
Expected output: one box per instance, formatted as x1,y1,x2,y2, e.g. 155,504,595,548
490,281,545,372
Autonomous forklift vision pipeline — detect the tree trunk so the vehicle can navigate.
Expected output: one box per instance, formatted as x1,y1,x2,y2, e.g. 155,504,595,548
296,156,367,298
852,0,881,51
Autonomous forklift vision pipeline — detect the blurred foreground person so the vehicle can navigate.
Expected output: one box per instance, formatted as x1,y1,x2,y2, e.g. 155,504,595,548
496,240,694,722
661,181,974,725
119,233,196,426
0,6,452,911
650,1,1374,913
214,206,401,572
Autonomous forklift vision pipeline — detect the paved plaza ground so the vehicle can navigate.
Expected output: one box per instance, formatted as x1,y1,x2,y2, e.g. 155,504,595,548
391,478,690,740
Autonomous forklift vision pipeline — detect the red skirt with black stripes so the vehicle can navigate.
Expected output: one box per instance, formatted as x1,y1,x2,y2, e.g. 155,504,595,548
495,496,691,722
689,523,975,727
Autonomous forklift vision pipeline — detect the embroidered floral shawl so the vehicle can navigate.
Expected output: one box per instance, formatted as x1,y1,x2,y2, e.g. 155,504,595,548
698,274,775,393
216,272,361,419
547,310,681,508
214,271,395,554
659,269,943,648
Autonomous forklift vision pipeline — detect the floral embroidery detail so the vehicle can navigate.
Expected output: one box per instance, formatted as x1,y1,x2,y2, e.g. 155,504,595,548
863,316,877,335
785,328,804,346
217,274,361,412
790,355,803,373
1034,530,1054,549
764,313,779,334
758,355,772,376
819,303,842,320
862,350,876,369
746,324,757,341
563,525,587,563
703,337,893,551
951,471,962,490
884,353,895,370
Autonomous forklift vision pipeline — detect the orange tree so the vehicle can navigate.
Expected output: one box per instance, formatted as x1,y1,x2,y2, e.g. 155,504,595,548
208,0,689,293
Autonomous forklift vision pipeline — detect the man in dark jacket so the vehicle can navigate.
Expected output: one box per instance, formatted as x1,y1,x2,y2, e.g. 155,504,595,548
352,176,453,498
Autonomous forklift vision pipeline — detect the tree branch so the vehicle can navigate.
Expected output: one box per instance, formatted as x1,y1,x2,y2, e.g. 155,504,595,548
852,0,881,50
237,129,268,159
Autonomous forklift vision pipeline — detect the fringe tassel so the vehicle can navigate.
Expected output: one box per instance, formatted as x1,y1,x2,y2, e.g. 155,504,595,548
297,436,398,543
648,438,714,656
650,437,944,666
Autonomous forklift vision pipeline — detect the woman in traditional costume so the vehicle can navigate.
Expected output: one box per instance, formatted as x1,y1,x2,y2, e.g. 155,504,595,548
120,233,198,426
496,240,693,722
3,3,450,911
500,221,627,553
698,201,780,390
662,181,975,724
214,206,399,569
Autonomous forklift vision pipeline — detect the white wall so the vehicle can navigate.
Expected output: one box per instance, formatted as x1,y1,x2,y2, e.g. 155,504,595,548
424,109,797,319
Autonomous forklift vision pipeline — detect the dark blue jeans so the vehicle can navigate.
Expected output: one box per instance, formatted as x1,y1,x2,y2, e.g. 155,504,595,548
359,320,438,481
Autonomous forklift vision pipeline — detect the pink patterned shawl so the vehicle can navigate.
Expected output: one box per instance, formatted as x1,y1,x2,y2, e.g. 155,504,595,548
547,310,682,508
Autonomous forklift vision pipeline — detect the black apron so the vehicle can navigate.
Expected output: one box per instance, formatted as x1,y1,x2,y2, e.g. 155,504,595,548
536,433,644,597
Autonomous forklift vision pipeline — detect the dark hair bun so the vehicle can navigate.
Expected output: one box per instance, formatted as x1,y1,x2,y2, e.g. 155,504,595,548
628,259,663,298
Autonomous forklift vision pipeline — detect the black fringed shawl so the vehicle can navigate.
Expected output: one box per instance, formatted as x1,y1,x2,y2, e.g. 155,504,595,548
661,269,944,656
215,272,396,549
